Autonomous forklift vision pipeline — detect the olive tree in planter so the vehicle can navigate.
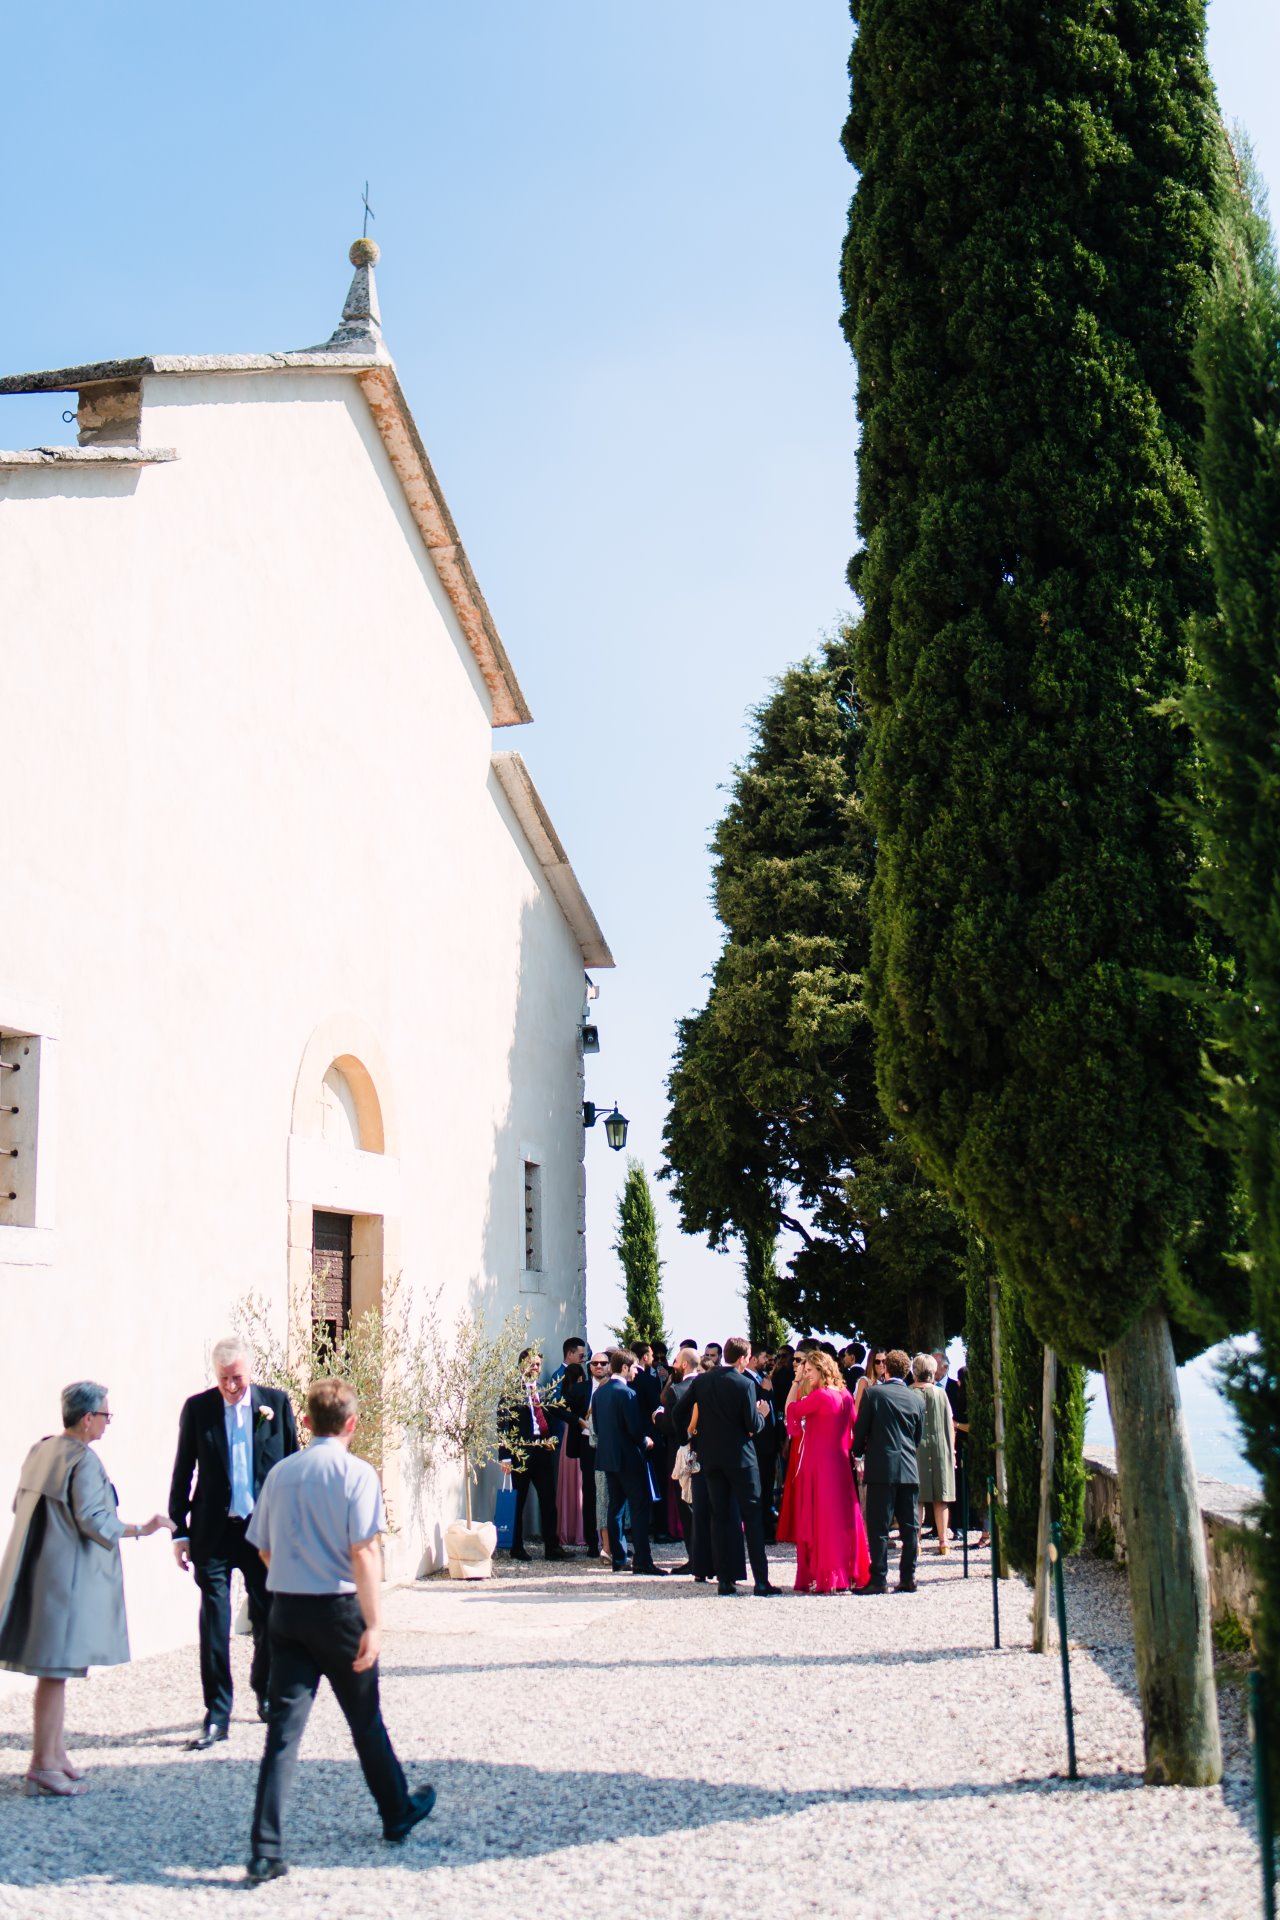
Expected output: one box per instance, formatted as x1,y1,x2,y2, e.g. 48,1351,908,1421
405,1291,532,1578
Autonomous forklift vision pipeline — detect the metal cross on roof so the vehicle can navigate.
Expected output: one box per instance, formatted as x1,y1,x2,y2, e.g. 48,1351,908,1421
362,182,375,239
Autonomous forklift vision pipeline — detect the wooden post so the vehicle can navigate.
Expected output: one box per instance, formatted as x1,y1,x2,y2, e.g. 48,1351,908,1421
1102,1303,1222,1785
1031,1346,1057,1653
987,1269,1008,1573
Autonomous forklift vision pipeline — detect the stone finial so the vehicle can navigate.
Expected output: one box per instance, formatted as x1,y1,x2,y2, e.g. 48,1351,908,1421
323,237,384,353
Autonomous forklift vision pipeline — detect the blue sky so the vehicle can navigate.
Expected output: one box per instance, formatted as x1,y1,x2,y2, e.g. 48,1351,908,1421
4,3,1274,1477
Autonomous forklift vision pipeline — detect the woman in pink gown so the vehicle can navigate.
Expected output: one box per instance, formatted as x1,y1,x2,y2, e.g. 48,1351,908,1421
784,1351,871,1593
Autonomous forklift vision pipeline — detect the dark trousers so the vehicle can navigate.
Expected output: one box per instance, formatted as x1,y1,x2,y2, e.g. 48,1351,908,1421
865,1481,919,1587
691,1470,744,1581
606,1462,655,1571
193,1519,272,1725
513,1446,561,1556
578,1442,599,1554
704,1460,770,1590
250,1592,410,1861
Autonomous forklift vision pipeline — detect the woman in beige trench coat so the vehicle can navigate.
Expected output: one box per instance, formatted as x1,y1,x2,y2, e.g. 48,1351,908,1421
0,1381,173,1796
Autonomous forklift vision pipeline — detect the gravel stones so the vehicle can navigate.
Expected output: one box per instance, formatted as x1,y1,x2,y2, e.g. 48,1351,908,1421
0,1542,1261,1918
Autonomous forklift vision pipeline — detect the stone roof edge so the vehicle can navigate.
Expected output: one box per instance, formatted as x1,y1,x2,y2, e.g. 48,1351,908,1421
0,446,177,468
355,367,531,728
490,752,615,970
0,352,386,392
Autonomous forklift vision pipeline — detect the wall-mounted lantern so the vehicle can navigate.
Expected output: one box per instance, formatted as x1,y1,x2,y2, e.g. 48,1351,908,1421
582,1023,600,1054
583,1101,629,1151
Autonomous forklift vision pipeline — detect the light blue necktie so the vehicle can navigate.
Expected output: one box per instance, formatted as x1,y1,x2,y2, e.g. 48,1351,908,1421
229,1402,253,1518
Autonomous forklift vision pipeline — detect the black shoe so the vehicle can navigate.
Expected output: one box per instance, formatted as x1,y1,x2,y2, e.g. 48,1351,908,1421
610,1559,629,1572
631,1564,669,1576
384,1783,437,1843
245,1858,288,1884
896,1579,918,1592
694,1574,709,1585
509,1547,530,1561
187,1723,229,1751
670,1562,692,1575
717,1583,740,1597
754,1582,782,1597
861,1581,887,1595
256,1695,270,1724
545,1546,567,1560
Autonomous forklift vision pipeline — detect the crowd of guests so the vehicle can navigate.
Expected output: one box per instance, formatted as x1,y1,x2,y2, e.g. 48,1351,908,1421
500,1332,985,1598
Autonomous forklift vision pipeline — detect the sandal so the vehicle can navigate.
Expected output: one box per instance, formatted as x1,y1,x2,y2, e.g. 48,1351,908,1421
23,1768,87,1798
975,1532,990,1549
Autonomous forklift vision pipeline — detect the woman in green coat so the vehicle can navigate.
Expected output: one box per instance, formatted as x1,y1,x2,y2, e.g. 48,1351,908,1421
0,1381,173,1796
911,1354,956,1555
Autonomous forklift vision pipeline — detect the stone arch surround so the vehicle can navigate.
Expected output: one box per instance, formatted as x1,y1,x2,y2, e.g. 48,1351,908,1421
286,1012,403,1365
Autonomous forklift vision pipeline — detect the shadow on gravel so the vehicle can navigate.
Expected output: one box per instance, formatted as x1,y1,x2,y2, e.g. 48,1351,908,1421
0,1754,1165,1888
388,1644,1007,1680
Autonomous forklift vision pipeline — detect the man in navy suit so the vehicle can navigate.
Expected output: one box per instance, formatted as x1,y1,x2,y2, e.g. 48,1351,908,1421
169,1336,299,1748
590,1349,668,1577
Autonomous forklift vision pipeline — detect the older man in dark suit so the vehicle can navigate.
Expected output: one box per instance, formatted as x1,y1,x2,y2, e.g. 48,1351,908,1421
853,1346,925,1594
685,1336,779,1598
169,1336,299,1748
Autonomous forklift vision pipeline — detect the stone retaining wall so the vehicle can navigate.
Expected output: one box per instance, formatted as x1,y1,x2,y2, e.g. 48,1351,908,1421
1084,1446,1258,1636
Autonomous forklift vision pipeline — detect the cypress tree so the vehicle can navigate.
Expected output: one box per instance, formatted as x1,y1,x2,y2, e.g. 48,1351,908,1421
662,638,968,1345
1181,142,1280,1794
611,1159,666,1349
841,0,1234,1782
1001,1282,1087,1575
742,1225,788,1351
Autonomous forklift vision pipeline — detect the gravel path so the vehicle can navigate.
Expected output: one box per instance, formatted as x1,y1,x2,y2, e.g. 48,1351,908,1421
0,1539,1262,1919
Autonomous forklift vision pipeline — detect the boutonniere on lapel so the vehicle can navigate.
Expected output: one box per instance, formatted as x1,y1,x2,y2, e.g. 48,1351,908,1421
255,1405,275,1431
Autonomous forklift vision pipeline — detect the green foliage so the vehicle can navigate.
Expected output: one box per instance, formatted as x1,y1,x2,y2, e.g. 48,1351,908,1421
403,1290,533,1526
233,1282,411,1476
840,0,1239,1366
1180,139,1280,1809
962,1238,996,1511
1212,1608,1253,1657
612,1159,667,1348
742,1226,787,1351
1001,1281,1086,1576
1094,1514,1117,1562
662,636,968,1343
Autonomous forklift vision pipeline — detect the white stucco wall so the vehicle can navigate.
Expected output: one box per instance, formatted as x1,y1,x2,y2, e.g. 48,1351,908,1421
0,369,592,1680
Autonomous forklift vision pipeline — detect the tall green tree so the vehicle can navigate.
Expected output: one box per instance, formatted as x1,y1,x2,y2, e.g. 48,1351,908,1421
662,638,967,1347
1000,1281,1087,1576
1181,141,1280,1796
841,0,1240,1783
611,1159,666,1348
742,1225,788,1351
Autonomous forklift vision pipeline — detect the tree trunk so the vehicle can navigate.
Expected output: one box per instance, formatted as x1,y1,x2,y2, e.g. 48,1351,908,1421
1102,1303,1221,1785
987,1270,1008,1575
463,1448,473,1527
1031,1347,1057,1653
907,1285,945,1355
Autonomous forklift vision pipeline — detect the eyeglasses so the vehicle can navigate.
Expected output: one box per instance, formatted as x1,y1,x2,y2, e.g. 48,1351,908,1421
589,1361,609,1369
94,1410,113,1423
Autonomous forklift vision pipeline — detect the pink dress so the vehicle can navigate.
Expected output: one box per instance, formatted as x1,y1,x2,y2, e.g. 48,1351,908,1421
555,1435,584,1547
784,1387,871,1593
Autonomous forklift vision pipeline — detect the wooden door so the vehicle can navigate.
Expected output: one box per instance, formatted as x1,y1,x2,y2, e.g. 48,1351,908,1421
312,1209,353,1351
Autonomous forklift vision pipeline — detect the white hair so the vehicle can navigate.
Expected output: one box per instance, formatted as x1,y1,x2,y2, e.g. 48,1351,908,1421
211,1335,252,1370
912,1352,937,1382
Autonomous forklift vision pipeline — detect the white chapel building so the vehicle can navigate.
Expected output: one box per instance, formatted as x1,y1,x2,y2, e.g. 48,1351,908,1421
0,239,611,1658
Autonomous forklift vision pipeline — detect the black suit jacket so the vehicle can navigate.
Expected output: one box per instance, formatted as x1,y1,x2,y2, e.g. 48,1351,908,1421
686,1367,765,1472
168,1384,298,1561
853,1378,924,1486
591,1377,650,1477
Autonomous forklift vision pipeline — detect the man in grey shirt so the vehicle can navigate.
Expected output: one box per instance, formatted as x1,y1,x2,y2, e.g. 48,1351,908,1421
243,1378,434,1883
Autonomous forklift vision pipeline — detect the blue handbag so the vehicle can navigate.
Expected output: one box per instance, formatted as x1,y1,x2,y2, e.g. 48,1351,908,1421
494,1483,516,1549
